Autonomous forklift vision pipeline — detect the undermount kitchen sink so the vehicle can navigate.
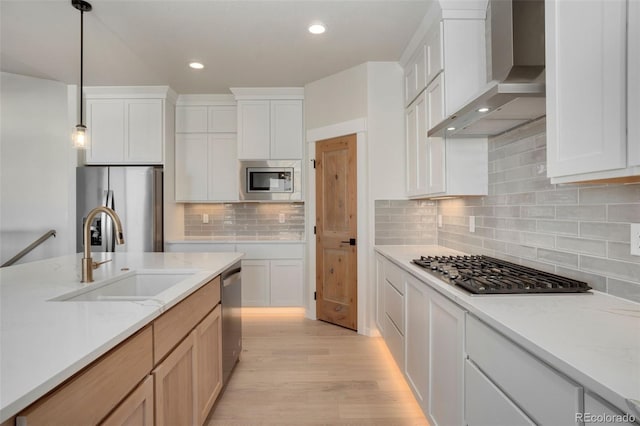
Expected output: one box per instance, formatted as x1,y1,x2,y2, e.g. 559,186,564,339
52,270,196,302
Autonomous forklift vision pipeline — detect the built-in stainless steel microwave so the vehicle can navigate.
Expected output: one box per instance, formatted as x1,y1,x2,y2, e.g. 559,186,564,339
239,160,302,201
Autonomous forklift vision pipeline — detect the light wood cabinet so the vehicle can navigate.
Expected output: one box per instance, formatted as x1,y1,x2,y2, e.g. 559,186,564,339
237,99,303,160
153,330,198,426
16,327,153,425
546,0,640,183
175,133,238,202
85,87,172,165
100,375,154,426
196,305,223,425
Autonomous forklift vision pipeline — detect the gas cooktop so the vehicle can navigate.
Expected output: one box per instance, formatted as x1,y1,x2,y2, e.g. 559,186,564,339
411,255,592,295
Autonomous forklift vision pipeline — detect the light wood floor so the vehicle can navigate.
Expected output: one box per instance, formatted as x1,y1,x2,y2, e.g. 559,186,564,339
206,310,428,426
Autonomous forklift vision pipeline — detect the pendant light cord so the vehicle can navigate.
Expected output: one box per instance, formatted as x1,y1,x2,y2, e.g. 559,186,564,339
79,9,84,126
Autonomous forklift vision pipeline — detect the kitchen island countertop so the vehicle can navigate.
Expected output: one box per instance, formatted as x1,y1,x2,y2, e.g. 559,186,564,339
375,245,640,418
0,251,243,422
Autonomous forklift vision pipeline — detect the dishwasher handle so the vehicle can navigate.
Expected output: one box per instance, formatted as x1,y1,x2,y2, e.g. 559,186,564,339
222,267,242,287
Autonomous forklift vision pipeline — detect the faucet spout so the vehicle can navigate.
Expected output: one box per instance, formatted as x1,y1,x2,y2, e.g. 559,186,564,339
82,206,125,283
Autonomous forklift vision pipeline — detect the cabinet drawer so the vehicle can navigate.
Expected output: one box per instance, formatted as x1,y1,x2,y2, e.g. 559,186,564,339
465,360,535,426
384,280,404,334
466,315,583,425
384,314,405,371
153,276,221,364
17,327,153,425
384,260,404,294
238,243,304,259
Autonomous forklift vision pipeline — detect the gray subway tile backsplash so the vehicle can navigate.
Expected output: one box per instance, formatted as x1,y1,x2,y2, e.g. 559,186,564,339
183,202,305,240
375,118,640,304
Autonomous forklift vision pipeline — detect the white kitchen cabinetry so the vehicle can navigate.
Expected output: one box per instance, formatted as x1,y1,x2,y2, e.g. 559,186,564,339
236,100,303,159
404,23,443,107
546,0,640,183
176,105,237,133
231,88,304,160
583,392,637,426
405,88,487,199
375,254,385,334
240,243,304,307
175,133,238,202
175,98,238,202
405,274,430,409
83,87,175,165
382,260,405,370
428,287,465,426
466,314,583,425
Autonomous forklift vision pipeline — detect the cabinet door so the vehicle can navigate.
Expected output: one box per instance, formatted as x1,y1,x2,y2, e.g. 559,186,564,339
208,134,238,201
415,93,429,195
405,275,430,410
629,0,640,167
270,100,303,159
196,305,223,425
428,137,446,194
426,22,443,85
428,288,464,426
375,255,385,333
426,73,444,131
406,100,418,195
465,360,535,426
175,134,208,201
546,0,627,177
176,106,208,133
125,99,163,163
237,101,270,159
270,259,303,306
208,106,237,133
100,375,154,426
405,59,418,106
241,259,270,306
153,330,197,426
87,99,125,164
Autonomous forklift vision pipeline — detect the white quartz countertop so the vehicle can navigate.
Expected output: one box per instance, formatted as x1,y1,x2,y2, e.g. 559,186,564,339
375,245,640,418
0,251,243,422
167,237,304,244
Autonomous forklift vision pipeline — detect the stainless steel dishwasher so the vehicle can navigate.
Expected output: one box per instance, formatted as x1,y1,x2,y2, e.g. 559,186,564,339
221,262,242,384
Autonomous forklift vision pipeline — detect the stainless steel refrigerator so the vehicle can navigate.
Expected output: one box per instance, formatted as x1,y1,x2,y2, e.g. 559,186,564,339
76,166,163,253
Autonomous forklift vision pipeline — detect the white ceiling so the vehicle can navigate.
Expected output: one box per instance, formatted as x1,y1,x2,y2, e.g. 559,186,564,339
1,0,430,94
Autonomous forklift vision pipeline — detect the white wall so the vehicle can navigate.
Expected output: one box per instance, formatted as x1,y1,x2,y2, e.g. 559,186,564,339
304,63,368,130
367,62,406,200
0,72,77,264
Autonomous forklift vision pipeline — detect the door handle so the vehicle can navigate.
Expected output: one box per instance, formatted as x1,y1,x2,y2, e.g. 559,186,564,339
341,238,357,246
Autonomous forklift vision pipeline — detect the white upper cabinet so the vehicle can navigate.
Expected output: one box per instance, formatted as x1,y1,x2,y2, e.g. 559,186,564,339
231,88,304,160
174,97,239,202
629,0,640,168
405,45,427,106
546,0,640,183
84,87,174,165
426,22,443,87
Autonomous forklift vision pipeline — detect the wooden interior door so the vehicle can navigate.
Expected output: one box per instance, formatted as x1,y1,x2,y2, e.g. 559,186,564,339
315,134,357,330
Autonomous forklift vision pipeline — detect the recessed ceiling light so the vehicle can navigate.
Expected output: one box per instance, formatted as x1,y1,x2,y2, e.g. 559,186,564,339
189,62,204,70
447,127,456,131
308,23,326,34
477,107,490,113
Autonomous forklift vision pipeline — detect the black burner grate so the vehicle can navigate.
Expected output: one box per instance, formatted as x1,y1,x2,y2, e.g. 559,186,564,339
411,255,592,295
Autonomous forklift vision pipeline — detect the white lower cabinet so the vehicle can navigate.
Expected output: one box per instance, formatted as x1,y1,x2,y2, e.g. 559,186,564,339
269,260,303,306
427,288,465,426
241,260,271,306
375,255,385,334
405,275,430,408
242,259,303,307
466,314,583,425
465,360,535,426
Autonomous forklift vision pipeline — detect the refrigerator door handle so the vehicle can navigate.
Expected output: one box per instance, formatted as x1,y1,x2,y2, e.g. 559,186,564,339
105,190,115,252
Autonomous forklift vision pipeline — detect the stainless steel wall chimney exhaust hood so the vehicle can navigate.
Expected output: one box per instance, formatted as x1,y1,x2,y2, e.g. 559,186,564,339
429,0,546,138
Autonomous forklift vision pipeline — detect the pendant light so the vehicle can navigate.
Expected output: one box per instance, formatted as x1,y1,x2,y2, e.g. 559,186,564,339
71,0,92,149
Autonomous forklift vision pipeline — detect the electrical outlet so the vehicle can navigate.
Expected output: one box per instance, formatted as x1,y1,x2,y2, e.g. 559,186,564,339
469,215,476,233
437,214,443,228
631,223,640,256
202,213,209,224
278,213,286,224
